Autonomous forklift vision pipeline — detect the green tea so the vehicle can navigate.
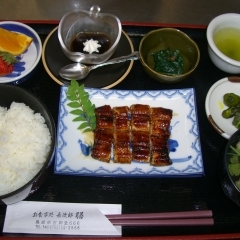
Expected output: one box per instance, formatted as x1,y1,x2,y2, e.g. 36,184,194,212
213,27,240,61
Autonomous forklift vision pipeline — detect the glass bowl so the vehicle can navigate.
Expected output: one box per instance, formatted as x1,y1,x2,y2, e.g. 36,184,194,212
58,5,122,64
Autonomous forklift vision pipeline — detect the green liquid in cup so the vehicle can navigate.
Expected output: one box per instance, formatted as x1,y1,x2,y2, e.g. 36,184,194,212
214,27,240,61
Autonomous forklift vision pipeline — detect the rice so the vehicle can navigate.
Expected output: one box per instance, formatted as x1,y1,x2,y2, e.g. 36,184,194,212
0,102,51,196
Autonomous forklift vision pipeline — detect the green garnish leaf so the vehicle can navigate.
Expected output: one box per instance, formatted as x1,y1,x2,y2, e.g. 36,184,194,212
82,128,93,133
70,109,84,115
67,102,81,108
78,122,89,129
229,155,239,164
67,80,96,132
73,116,86,122
228,163,240,177
230,145,240,156
67,95,78,101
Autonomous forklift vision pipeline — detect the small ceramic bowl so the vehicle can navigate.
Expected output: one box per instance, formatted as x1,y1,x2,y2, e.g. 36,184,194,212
205,76,240,139
207,13,240,74
0,84,56,205
220,128,240,207
139,28,200,83
58,5,122,64
0,21,42,84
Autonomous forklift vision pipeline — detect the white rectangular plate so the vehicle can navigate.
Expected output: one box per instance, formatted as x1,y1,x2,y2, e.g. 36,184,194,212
54,87,204,177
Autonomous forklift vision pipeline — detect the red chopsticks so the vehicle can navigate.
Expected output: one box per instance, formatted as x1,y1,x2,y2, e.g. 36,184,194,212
106,210,214,226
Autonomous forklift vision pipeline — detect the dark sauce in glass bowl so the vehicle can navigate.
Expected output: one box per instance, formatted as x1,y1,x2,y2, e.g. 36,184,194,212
70,32,111,54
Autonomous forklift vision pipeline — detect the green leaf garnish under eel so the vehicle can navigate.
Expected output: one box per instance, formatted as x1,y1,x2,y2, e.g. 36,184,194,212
66,80,96,133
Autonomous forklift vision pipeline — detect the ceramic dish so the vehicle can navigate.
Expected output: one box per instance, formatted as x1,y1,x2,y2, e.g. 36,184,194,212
42,27,134,88
219,128,240,207
205,77,240,139
207,13,240,74
139,28,200,83
0,21,42,84
55,87,204,177
0,84,56,205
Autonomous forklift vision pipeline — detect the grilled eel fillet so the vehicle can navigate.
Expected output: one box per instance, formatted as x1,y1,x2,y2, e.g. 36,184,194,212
150,107,172,166
113,106,131,163
91,105,113,163
131,104,151,163
91,104,172,166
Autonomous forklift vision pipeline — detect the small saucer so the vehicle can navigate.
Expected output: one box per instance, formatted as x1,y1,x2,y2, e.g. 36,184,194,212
42,27,134,88
205,77,240,139
0,21,42,85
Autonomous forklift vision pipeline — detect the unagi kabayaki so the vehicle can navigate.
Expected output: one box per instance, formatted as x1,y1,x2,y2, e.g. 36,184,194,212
91,105,113,163
91,104,173,166
131,104,151,162
150,107,172,166
113,106,131,163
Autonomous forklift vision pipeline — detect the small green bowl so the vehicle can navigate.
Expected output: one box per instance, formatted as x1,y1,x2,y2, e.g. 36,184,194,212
139,28,200,83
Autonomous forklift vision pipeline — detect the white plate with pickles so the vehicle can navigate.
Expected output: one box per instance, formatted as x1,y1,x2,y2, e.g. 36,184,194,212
205,77,240,139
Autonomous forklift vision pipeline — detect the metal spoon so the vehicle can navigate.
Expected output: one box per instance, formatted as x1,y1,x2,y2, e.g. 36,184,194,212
59,51,139,80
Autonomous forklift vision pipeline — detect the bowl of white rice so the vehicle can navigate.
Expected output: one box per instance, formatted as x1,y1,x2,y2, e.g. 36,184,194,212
0,84,55,205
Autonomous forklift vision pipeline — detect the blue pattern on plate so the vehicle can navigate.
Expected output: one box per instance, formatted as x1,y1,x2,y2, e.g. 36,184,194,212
55,87,204,177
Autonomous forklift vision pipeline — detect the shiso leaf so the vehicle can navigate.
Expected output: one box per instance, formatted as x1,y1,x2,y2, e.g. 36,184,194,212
66,80,96,132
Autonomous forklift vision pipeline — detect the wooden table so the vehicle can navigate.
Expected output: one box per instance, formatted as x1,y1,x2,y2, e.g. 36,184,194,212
1,0,240,27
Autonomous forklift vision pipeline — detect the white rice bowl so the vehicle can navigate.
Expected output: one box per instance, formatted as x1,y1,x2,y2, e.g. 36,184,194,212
0,102,51,196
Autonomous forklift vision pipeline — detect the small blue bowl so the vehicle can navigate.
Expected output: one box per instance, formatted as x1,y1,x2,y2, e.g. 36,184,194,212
0,21,42,84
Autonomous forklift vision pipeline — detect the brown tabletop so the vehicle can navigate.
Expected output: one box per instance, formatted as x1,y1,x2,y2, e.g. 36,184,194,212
1,0,240,27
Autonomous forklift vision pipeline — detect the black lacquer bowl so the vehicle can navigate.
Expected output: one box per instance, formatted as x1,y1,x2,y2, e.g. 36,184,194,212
0,84,56,205
220,129,240,207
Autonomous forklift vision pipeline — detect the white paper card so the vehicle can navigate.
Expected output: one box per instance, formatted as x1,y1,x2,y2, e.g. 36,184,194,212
3,201,122,236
